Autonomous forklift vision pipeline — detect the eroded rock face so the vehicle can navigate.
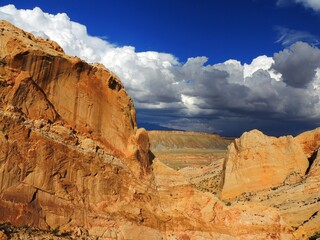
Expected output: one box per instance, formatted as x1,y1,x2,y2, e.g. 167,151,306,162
295,128,320,157
220,129,309,200
0,113,160,234
152,159,294,240
0,20,149,164
0,20,155,234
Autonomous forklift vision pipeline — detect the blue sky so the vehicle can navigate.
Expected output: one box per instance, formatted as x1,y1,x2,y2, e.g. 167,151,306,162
0,1,320,136
2,0,319,63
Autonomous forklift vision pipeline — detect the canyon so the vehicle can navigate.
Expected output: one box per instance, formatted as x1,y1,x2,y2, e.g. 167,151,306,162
0,20,319,239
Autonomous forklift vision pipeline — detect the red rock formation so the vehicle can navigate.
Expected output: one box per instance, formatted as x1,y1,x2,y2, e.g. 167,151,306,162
295,128,320,157
0,20,149,165
0,20,155,235
220,129,309,200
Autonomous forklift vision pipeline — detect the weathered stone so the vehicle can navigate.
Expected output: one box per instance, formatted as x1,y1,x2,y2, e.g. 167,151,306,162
295,128,320,157
0,20,148,162
0,231,8,240
220,129,309,200
0,20,156,235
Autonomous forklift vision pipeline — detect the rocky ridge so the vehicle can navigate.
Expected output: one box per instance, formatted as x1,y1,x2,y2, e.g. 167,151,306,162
220,129,309,200
0,20,150,165
0,20,157,237
220,128,320,239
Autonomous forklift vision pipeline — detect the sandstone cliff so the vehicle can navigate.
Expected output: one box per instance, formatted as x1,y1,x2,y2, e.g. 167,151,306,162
0,20,150,167
0,20,156,236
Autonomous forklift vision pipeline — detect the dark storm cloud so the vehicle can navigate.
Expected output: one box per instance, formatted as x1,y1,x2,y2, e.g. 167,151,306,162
183,66,318,119
272,42,320,88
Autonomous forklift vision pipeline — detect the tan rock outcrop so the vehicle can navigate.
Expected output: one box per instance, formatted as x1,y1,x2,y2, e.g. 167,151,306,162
0,20,156,234
0,20,148,164
220,129,309,200
152,159,294,240
217,129,320,238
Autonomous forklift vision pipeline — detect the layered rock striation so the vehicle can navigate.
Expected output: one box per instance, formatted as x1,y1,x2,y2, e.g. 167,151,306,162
220,129,320,200
220,130,310,200
0,20,155,235
219,129,320,238
0,20,150,165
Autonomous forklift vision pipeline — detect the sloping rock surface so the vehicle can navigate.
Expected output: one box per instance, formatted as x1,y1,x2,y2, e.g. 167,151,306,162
0,20,156,235
220,129,309,200
220,128,320,239
0,20,150,164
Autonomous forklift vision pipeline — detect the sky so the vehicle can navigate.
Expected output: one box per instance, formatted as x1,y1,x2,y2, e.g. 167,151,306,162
0,0,320,136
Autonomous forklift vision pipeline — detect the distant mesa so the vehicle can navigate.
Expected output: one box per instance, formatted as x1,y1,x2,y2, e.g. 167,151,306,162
148,130,232,151
138,122,179,131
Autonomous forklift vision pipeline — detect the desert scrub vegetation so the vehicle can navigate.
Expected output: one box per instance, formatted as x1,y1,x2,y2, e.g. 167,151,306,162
0,222,102,239
0,222,16,238
309,232,320,240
